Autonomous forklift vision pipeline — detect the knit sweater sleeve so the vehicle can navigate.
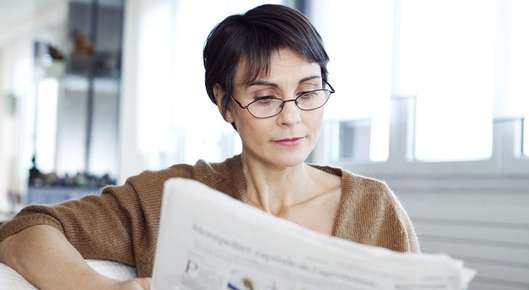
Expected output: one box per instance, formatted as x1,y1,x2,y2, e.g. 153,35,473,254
336,171,420,254
0,164,195,276
0,180,146,268
378,183,421,253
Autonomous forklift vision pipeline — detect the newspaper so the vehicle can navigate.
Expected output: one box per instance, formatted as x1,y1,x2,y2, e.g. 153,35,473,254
152,178,475,290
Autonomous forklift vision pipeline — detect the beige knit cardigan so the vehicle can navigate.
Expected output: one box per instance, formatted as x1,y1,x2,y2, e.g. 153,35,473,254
0,155,419,277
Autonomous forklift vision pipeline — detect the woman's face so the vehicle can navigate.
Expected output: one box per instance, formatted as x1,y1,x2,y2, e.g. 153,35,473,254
224,48,325,168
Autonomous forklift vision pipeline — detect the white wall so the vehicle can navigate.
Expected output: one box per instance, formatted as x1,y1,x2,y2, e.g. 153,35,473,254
0,0,67,213
118,0,146,182
398,191,529,290
0,40,34,213
0,48,6,210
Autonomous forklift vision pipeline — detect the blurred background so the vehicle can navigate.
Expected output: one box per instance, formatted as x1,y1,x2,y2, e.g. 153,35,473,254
0,0,528,289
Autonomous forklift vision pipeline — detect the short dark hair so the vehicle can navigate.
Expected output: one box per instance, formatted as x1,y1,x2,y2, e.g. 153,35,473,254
203,4,329,128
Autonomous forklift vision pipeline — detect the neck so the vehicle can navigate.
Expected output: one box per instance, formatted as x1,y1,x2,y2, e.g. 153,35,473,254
240,151,313,215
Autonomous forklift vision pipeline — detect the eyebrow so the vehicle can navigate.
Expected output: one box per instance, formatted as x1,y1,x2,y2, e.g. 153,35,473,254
246,75,322,88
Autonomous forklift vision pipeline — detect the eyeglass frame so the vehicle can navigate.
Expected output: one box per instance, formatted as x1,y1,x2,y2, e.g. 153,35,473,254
230,79,335,119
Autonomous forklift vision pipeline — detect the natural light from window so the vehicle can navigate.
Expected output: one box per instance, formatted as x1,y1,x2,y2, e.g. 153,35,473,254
397,0,496,162
508,0,529,157
312,1,394,162
135,0,528,165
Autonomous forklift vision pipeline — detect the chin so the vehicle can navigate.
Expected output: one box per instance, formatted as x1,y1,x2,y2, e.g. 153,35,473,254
266,148,311,168
243,138,315,168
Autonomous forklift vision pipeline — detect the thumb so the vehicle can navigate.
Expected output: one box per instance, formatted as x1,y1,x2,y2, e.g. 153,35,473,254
133,278,152,290
119,277,152,290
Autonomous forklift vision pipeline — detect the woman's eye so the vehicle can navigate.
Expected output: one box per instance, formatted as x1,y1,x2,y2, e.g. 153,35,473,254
254,96,275,104
299,91,318,99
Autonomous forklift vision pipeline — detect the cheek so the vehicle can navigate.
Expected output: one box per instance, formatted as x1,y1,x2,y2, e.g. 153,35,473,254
304,110,324,133
236,112,270,142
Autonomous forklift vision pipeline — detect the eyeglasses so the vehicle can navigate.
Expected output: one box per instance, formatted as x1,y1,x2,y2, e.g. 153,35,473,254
231,80,335,119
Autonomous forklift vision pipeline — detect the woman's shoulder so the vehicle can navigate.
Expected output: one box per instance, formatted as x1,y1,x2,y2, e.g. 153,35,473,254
124,156,234,194
346,171,394,199
309,163,408,219
123,164,194,193
317,165,419,252
342,170,403,211
309,163,393,199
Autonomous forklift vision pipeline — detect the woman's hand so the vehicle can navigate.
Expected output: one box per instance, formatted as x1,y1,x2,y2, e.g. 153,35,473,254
114,278,152,290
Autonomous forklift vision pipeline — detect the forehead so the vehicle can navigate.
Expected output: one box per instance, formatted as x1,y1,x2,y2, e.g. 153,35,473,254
234,48,321,86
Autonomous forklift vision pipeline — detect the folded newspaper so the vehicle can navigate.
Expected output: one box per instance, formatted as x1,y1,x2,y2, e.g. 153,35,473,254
152,178,475,290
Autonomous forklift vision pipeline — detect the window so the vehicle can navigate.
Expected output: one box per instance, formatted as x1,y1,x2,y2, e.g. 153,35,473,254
311,1,394,162
396,0,496,162
312,0,529,163
508,0,529,157
126,0,529,173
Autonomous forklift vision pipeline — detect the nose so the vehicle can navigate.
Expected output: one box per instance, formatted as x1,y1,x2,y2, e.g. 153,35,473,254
277,99,301,126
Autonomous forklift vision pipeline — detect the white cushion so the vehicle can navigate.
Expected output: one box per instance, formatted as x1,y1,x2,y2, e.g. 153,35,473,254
0,260,137,290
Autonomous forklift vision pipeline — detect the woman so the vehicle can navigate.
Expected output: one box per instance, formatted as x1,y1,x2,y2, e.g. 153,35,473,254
0,4,418,290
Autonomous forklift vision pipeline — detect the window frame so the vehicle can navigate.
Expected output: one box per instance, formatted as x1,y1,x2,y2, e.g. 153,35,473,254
312,97,529,193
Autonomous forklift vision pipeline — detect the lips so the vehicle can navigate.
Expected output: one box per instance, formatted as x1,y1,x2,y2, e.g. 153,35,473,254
275,137,303,142
272,136,305,146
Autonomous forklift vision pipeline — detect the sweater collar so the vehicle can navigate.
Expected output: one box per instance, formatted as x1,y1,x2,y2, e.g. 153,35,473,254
225,154,247,200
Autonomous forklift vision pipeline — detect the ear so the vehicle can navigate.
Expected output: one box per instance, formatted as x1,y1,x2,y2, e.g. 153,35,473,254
213,84,234,123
